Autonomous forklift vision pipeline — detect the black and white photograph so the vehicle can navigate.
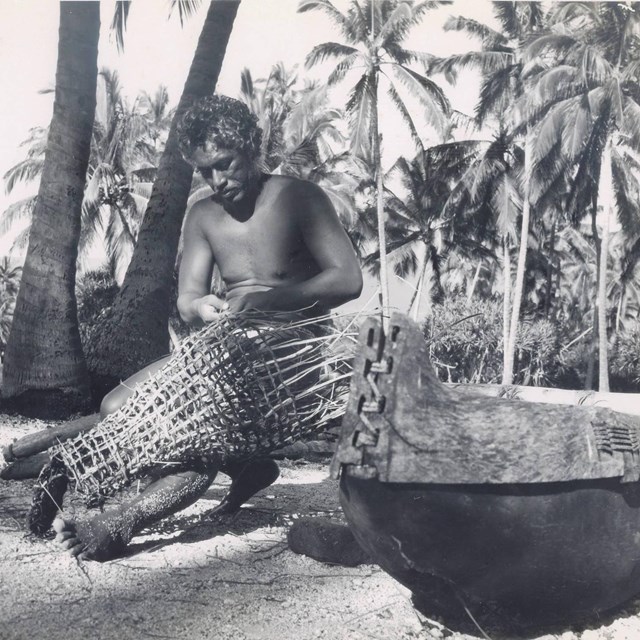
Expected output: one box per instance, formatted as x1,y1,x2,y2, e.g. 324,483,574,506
1,1,640,638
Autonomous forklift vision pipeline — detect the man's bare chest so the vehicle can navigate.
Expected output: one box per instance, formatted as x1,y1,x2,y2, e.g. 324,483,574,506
203,205,304,263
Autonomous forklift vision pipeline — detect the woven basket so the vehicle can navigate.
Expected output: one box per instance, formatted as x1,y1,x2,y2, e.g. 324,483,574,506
52,313,353,502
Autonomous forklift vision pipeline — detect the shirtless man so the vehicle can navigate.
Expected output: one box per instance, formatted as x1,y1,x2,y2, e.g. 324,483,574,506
51,95,363,561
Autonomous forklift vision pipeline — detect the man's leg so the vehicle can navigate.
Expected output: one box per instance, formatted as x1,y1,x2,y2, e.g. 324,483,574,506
100,355,172,418
209,458,280,519
54,462,219,561
51,356,279,557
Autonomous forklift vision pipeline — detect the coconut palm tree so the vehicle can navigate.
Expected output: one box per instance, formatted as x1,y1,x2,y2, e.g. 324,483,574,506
87,0,241,393
1,70,169,283
81,68,167,282
238,64,363,224
520,1,640,391
299,0,452,327
362,138,497,319
2,2,100,416
431,1,546,384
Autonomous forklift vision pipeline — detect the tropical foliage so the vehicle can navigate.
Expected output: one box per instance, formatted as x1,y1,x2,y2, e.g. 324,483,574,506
2,0,640,410
300,0,452,324
2,70,172,283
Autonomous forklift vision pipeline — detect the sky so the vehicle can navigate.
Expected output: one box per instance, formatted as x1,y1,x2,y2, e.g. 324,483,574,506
0,0,498,313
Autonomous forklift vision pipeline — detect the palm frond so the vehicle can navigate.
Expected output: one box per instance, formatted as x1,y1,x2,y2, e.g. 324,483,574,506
10,227,30,254
0,196,37,237
3,158,45,193
430,51,512,84
346,72,375,158
523,34,578,64
386,45,435,68
443,14,506,47
390,64,450,135
565,110,610,223
327,52,363,85
612,150,640,236
560,96,592,160
531,98,578,165
385,80,424,154
546,1,599,30
619,236,640,286
168,0,202,27
79,199,104,252
475,64,518,126
519,65,583,126
305,42,360,69
579,45,613,87
110,1,131,52
374,2,412,49
623,98,640,152
298,0,359,41
494,1,544,41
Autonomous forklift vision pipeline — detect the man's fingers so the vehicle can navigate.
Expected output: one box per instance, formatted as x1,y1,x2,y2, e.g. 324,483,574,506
199,305,220,322
200,294,226,310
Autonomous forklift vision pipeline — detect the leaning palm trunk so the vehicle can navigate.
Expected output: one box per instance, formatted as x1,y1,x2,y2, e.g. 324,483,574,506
29,313,353,530
409,243,428,320
597,140,613,392
371,77,390,330
502,237,512,381
503,133,532,385
87,1,240,392
2,3,99,417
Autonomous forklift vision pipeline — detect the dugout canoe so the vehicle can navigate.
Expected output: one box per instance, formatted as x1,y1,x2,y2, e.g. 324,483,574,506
331,313,640,632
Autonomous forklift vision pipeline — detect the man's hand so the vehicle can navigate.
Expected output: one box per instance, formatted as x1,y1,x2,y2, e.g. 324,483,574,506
193,294,228,322
226,291,273,314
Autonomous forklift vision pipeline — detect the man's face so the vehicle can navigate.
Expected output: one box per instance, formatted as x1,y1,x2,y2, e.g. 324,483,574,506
187,141,256,204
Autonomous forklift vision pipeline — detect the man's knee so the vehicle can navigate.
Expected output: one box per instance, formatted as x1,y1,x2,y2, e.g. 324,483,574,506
100,387,126,418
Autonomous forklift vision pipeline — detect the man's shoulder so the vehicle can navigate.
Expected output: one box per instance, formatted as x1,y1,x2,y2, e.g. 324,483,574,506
267,174,325,199
186,193,223,224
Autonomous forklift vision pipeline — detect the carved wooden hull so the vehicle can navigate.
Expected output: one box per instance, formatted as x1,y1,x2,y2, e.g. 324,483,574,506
332,313,640,631
341,473,640,629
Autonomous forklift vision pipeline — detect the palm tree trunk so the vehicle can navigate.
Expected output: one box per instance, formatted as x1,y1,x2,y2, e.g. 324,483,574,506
87,0,240,392
410,245,429,321
615,290,624,334
504,132,532,385
502,238,512,384
371,76,390,330
2,2,99,418
544,216,556,319
597,139,613,392
466,261,482,305
586,202,601,391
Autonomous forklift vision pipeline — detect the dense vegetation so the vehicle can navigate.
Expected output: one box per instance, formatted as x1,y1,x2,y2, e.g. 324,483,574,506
1,1,639,415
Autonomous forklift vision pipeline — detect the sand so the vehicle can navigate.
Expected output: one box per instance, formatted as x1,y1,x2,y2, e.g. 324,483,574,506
2,415,640,640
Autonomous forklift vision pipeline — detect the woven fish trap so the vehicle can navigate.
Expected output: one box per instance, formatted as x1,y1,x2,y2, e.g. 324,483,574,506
52,313,355,502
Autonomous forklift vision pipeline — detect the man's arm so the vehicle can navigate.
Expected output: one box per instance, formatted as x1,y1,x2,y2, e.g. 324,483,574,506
177,204,225,323
229,181,363,313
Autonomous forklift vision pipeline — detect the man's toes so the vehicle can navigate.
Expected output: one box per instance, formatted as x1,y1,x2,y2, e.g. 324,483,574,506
59,535,82,551
52,517,75,535
69,543,87,558
55,530,76,544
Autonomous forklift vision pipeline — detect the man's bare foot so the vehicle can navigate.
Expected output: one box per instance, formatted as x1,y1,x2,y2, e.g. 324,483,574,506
28,457,68,537
53,515,128,562
208,458,280,521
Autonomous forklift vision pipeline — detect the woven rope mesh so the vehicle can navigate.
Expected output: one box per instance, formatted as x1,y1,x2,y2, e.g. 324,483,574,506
51,314,353,502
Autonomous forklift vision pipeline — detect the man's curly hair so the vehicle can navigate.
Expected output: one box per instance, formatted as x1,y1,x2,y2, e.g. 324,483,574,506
177,95,262,159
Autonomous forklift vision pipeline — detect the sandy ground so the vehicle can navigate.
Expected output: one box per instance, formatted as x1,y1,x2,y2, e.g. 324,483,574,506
3,416,640,640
